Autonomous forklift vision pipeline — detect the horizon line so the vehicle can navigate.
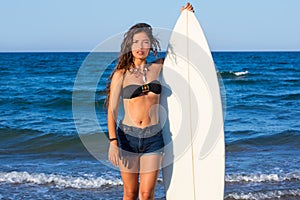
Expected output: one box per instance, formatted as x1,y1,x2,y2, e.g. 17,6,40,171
1,49,300,53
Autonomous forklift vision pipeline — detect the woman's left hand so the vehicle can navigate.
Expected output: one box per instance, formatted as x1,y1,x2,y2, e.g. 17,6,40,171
181,2,194,13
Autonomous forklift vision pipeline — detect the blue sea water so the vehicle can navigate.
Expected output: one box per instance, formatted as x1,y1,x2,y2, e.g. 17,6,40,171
0,52,299,199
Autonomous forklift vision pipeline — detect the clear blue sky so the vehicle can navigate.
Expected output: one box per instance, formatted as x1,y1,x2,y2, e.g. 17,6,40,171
1,0,300,52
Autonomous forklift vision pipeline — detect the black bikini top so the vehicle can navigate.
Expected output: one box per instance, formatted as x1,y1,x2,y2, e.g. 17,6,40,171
122,80,162,99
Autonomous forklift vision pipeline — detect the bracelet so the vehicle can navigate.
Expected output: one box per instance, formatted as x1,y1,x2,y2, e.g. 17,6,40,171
109,138,118,142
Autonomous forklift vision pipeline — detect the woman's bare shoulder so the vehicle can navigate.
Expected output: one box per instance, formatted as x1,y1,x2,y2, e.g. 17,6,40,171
150,63,163,71
111,69,125,80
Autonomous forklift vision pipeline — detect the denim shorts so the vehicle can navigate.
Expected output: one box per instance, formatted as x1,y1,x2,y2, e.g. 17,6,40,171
117,122,164,156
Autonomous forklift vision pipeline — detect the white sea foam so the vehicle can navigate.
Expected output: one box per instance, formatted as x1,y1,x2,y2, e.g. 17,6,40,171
0,171,123,189
234,71,249,76
226,171,300,183
226,189,300,200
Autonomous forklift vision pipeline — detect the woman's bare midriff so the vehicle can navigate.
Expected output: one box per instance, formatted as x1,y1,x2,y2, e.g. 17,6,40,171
122,93,160,128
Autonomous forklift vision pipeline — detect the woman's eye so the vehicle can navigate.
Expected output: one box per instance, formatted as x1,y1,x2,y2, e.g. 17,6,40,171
144,41,150,46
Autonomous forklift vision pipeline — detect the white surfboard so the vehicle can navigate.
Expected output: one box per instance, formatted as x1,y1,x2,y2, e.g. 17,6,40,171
161,10,225,199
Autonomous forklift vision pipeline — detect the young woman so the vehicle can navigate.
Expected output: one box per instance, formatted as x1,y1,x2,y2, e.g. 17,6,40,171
106,3,194,200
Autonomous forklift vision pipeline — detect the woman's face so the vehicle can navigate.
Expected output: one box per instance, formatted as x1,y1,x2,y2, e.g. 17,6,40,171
131,31,151,60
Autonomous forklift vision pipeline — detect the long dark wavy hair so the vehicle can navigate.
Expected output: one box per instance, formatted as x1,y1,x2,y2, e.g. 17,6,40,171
105,23,161,107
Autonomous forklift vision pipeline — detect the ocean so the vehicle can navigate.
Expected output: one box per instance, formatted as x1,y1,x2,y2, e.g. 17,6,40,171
0,52,299,199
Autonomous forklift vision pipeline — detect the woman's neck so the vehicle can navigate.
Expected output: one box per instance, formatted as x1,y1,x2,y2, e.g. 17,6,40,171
133,59,147,68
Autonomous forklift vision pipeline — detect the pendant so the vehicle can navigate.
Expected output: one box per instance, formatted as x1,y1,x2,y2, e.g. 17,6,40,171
131,64,149,83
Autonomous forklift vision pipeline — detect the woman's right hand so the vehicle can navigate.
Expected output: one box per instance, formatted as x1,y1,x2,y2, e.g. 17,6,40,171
108,141,120,167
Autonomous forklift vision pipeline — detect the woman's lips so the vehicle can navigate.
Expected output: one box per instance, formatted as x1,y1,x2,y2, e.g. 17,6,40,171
136,50,145,55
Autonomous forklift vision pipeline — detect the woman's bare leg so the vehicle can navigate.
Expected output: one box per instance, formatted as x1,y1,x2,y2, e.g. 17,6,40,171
120,172,139,200
119,156,140,200
139,154,162,200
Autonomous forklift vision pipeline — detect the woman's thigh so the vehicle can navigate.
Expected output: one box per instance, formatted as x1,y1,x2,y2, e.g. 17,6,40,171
140,154,162,173
139,155,162,197
119,156,140,196
119,155,139,173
